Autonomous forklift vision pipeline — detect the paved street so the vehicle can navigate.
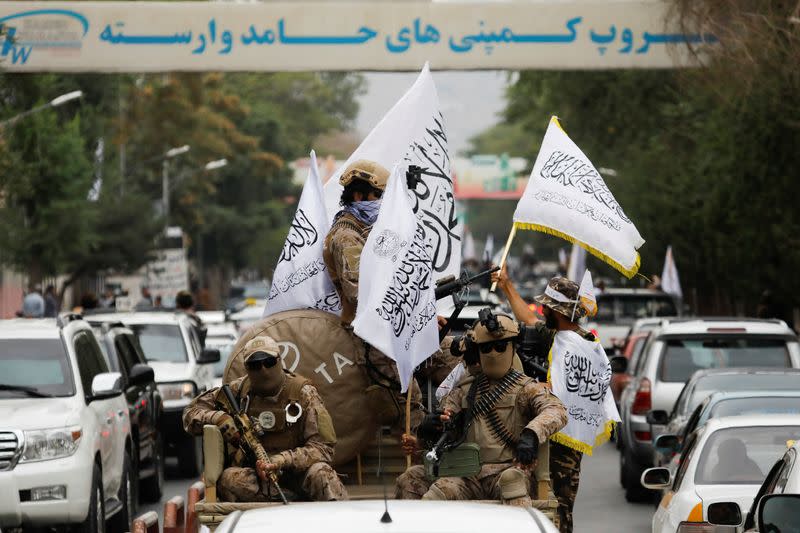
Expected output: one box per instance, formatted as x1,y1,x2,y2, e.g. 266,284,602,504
142,442,654,532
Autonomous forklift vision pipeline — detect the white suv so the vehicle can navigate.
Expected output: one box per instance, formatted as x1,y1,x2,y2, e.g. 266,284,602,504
0,315,133,533
88,312,219,477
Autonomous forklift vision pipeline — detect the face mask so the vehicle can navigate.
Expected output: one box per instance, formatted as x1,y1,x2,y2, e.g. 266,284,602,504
479,344,514,380
248,363,286,396
345,200,382,226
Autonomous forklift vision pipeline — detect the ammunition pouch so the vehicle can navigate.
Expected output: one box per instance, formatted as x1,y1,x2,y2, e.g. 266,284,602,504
424,442,481,481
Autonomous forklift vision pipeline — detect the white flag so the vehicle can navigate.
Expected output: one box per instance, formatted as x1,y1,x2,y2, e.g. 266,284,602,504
264,151,341,318
352,166,439,393
573,269,598,321
462,229,477,262
661,245,683,300
567,243,586,282
549,330,620,455
324,63,462,283
483,234,495,263
514,117,644,278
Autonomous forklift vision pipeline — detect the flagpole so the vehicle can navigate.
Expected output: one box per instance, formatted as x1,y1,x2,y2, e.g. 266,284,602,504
405,392,412,469
490,225,517,292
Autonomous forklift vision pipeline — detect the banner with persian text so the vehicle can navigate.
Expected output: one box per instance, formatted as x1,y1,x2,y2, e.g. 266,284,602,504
0,2,716,72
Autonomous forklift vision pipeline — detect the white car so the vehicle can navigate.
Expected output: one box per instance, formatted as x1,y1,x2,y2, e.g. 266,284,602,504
230,301,266,335
642,414,800,533
214,500,559,533
0,316,133,533
204,321,239,388
584,288,679,350
88,312,219,477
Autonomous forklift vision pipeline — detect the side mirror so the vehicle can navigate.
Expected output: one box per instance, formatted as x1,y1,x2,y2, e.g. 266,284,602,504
609,356,628,374
647,410,670,426
640,467,672,490
654,434,681,454
129,363,155,387
90,372,123,400
197,348,221,364
707,502,742,526
758,494,800,532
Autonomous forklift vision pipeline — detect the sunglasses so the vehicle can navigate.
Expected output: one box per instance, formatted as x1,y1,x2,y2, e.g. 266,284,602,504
245,353,280,371
478,340,510,354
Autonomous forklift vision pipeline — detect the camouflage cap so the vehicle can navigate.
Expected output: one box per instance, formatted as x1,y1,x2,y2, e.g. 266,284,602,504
534,276,586,320
468,313,520,344
242,335,280,363
339,159,390,191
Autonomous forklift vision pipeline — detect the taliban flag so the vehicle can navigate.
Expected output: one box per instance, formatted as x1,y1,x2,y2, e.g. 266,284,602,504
323,63,462,285
572,269,598,321
661,245,683,300
352,166,439,393
264,151,341,318
513,117,644,277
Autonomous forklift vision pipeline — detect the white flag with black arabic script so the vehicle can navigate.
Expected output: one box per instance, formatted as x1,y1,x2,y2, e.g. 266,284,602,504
324,63,462,286
264,151,341,318
513,117,644,278
352,166,439,393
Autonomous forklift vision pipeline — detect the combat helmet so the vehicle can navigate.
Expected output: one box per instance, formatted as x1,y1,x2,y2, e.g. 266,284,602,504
339,159,390,190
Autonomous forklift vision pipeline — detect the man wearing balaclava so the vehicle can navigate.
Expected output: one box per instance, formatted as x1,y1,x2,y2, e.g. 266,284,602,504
322,160,423,428
395,310,567,507
183,336,347,502
493,266,608,533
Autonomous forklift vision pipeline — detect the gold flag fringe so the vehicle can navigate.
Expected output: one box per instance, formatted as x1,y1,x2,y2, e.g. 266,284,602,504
513,221,640,279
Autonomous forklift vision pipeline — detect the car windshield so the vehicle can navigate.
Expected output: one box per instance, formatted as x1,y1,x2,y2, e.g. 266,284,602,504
207,340,234,377
710,397,800,419
0,339,75,397
658,337,790,383
696,425,800,485
129,324,187,363
594,294,676,323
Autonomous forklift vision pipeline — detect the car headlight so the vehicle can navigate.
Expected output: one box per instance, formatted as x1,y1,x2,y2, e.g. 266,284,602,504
158,382,197,402
21,427,82,462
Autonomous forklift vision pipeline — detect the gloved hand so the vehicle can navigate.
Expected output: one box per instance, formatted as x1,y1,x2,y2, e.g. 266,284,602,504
216,413,241,444
418,411,445,442
516,429,539,466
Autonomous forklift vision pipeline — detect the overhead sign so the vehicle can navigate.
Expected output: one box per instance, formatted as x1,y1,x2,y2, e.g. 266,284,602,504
0,2,716,72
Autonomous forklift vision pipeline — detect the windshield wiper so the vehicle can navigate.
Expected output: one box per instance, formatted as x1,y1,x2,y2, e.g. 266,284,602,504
0,384,53,398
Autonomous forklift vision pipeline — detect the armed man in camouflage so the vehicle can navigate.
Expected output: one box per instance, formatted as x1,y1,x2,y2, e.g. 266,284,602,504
322,159,423,427
395,311,567,506
183,336,347,502
493,268,597,533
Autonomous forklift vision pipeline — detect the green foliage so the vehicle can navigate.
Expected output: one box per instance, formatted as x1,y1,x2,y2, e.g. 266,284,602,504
0,71,364,297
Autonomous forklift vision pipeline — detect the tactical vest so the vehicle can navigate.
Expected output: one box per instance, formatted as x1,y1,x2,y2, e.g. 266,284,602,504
458,373,535,464
322,212,371,325
233,373,311,454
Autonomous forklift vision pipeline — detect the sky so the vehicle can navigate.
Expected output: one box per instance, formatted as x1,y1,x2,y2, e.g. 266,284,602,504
355,70,511,155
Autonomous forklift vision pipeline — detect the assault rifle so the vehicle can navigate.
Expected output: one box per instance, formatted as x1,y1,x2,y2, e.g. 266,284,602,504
435,266,499,340
516,325,550,382
424,412,466,477
217,385,289,505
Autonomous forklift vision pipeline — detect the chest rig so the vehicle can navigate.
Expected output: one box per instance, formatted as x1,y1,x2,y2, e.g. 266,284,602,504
236,373,310,454
461,369,531,463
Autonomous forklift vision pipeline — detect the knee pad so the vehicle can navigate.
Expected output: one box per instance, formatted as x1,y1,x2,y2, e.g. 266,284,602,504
499,468,529,500
422,484,447,500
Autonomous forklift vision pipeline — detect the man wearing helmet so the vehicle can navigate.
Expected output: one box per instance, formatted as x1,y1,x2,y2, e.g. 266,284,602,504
183,336,347,502
493,267,609,533
395,311,567,507
323,160,423,427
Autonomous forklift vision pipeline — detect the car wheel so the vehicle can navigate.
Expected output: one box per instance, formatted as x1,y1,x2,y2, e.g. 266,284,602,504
177,435,203,478
623,446,653,503
108,451,134,533
76,463,105,533
140,435,164,502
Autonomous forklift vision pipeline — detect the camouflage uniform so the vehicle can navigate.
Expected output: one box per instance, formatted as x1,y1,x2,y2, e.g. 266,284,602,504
529,277,597,533
395,371,567,502
323,161,423,429
183,373,348,502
